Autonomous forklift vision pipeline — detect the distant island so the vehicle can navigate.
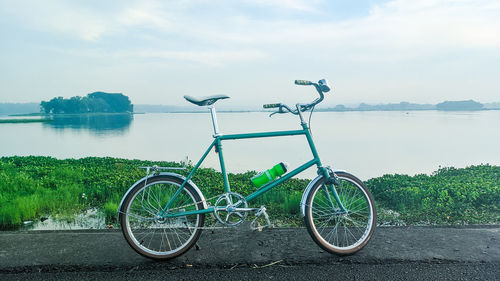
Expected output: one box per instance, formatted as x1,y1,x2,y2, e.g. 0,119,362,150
319,100,495,112
40,92,133,114
435,100,483,111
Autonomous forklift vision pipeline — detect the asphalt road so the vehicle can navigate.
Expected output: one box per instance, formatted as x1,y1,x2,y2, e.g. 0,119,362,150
1,262,499,281
0,226,499,280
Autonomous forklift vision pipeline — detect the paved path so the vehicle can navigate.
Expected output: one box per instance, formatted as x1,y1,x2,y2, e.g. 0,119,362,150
2,262,499,281
0,226,498,272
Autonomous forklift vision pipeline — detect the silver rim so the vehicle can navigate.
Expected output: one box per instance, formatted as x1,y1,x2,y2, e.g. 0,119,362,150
124,180,201,256
308,176,374,251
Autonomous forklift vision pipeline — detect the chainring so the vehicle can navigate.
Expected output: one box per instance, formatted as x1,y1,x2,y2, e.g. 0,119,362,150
214,192,248,226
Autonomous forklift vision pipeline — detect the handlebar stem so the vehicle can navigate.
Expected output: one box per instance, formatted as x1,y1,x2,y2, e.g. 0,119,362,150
296,104,306,124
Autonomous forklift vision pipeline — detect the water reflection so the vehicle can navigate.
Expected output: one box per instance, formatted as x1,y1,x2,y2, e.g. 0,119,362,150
44,113,133,135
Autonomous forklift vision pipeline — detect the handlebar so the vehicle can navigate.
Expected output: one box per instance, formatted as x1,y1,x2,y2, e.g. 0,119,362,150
263,79,331,116
263,103,281,109
295,80,313,86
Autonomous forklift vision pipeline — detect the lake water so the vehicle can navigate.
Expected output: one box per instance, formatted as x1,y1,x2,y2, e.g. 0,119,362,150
1,111,499,180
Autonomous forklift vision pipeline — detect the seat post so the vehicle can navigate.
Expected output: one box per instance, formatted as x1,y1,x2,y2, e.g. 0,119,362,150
209,106,221,136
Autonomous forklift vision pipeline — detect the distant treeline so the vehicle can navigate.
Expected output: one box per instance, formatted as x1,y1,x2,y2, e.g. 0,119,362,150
40,92,133,114
134,104,202,113
0,103,39,115
321,100,490,112
2,99,499,115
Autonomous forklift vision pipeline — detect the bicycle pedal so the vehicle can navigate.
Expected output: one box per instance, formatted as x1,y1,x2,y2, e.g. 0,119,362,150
250,206,271,231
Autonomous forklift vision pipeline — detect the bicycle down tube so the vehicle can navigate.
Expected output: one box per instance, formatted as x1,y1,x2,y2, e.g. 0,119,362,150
161,124,346,218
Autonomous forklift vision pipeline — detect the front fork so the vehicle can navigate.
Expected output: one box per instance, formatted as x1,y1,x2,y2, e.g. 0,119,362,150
319,166,347,213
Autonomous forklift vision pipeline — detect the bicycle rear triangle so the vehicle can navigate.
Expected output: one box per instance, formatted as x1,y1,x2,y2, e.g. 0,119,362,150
118,79,376,260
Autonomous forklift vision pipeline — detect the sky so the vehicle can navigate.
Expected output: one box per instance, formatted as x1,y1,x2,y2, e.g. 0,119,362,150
0,0,499,107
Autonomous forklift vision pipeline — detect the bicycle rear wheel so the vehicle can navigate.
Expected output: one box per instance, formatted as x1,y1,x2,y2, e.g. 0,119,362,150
119,175,205,260
304,172,376,255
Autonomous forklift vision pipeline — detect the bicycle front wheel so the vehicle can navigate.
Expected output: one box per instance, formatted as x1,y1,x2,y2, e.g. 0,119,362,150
119,175,205,260
304,172,376,255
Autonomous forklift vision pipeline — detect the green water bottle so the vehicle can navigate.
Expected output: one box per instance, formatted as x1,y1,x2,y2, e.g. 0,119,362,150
251,162,288,188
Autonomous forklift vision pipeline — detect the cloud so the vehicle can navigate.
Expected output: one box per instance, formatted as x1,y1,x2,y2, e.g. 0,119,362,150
116,49,268,66
191,0,500,63
2,0,499,64
0,0,110,41
243,0,324,12
362,0,500,49
116,1,174,30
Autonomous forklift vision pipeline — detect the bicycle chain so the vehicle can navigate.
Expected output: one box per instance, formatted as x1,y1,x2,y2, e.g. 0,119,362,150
118,194,274,230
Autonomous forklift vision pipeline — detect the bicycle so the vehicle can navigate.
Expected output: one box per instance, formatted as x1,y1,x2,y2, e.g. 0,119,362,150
118,79,376,260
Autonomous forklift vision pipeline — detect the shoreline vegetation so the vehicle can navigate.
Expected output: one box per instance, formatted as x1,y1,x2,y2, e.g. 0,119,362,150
0,156,498,230
9,112,135,117
0,118,53,124
1,113,135,125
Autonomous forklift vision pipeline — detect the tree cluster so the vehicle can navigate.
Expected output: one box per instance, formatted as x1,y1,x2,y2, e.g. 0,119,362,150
436,100,483,111
40,92,133,114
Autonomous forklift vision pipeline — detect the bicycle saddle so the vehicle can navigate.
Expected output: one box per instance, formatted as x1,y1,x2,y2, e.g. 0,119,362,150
184,95,230,106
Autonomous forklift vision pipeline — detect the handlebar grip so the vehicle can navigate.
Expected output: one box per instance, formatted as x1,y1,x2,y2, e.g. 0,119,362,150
295,80,313,86
263,103,281,109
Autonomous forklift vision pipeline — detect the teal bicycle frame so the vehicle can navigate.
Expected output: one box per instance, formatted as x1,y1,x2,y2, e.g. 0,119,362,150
160,108,346,219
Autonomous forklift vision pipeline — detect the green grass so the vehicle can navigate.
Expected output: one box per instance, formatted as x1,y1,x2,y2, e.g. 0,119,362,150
367,165,500,224
0,156,498,228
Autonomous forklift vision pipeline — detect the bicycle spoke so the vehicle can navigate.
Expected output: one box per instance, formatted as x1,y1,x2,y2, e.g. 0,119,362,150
121,177,204,258
307,174,375,253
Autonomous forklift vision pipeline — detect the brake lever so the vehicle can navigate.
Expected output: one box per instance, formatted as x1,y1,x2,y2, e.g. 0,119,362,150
269,111,280,117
